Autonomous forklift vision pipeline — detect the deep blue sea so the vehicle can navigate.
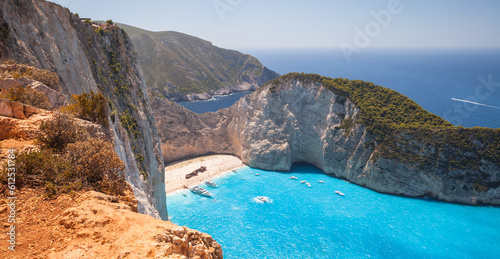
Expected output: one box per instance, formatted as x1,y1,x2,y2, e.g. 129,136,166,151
178,91,251,113
168,164,500,259
179,48,500,128
170,49,500,258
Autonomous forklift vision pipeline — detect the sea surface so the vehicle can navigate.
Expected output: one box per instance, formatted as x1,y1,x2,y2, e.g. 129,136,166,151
177,91,251,113
168,164,500,259
179,48,500,128
170,49,500,258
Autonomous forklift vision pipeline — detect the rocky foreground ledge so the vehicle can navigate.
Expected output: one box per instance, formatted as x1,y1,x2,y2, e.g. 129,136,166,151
153,73,500,206
0,189,222,259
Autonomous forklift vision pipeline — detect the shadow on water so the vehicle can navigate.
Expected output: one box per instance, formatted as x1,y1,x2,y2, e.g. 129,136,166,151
269,162,497,208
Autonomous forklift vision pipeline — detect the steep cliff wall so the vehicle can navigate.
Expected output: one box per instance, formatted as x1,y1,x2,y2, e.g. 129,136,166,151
0,0,167,219
153,76,500,206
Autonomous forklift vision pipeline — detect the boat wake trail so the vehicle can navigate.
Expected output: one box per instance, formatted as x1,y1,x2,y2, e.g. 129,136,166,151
451,98,500,110
253,196,273,203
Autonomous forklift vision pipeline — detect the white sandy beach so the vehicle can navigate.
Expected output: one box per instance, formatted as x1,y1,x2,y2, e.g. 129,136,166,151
164,155,245,194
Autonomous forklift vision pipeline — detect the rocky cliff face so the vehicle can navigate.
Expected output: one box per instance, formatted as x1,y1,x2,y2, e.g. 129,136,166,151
153,78,500,206
0,0,167,219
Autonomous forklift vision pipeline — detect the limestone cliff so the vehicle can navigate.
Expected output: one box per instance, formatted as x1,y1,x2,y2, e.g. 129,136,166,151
0,0,167,219
153,75,500,206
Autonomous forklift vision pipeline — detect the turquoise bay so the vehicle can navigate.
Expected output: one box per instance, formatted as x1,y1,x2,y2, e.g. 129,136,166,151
168,164,500,259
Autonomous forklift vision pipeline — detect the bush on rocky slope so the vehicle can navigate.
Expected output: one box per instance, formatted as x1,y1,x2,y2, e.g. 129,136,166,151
61,90,109,126
0,85,52,109
1,114,125,198
0,60,61,91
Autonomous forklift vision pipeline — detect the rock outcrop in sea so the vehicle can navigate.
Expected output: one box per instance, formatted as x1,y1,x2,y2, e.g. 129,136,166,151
152,74,500,206
0,0,166,219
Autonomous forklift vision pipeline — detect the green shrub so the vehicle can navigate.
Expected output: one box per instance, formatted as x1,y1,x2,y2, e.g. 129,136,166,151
36,113,87,152
61,91,109,126
1,86,52,109
64,138,126,194
119,110,141,139
94,26,104,36
1,139,125,198
106,19,113,26
0,149,72,192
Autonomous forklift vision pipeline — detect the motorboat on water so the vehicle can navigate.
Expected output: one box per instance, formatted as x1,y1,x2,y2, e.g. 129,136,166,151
255,173,261,176
290,176,298,180
257,196,270,203
190,186,212,197
306,182,311,187
206,180,218,188
335,191,345,196
319,181,324,183
182,193,187,197
300,180,306,184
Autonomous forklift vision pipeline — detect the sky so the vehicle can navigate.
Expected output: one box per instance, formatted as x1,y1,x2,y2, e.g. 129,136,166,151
50,0,500,50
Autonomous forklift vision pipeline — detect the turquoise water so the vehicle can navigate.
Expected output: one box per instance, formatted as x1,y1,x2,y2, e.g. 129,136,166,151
168,164,500,259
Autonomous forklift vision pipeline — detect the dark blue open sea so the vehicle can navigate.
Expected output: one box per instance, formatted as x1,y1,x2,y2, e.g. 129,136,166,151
180,48,500,128
170,49,500,259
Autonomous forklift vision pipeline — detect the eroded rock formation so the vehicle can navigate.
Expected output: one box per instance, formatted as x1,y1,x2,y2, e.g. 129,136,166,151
153,78,500,206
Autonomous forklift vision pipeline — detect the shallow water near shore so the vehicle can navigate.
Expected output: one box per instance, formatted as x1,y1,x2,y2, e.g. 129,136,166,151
167,164,500,259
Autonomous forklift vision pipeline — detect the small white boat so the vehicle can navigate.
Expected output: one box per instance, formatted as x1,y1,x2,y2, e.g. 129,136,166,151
290,176,298,180
232,169,237,172
206,181,218,188
306,183,311,187
182,193,187,197
255,173,260,176
319,181,324,183
257,196,269,203
335,191,345,196
300,181,306,184
190,186,212,197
